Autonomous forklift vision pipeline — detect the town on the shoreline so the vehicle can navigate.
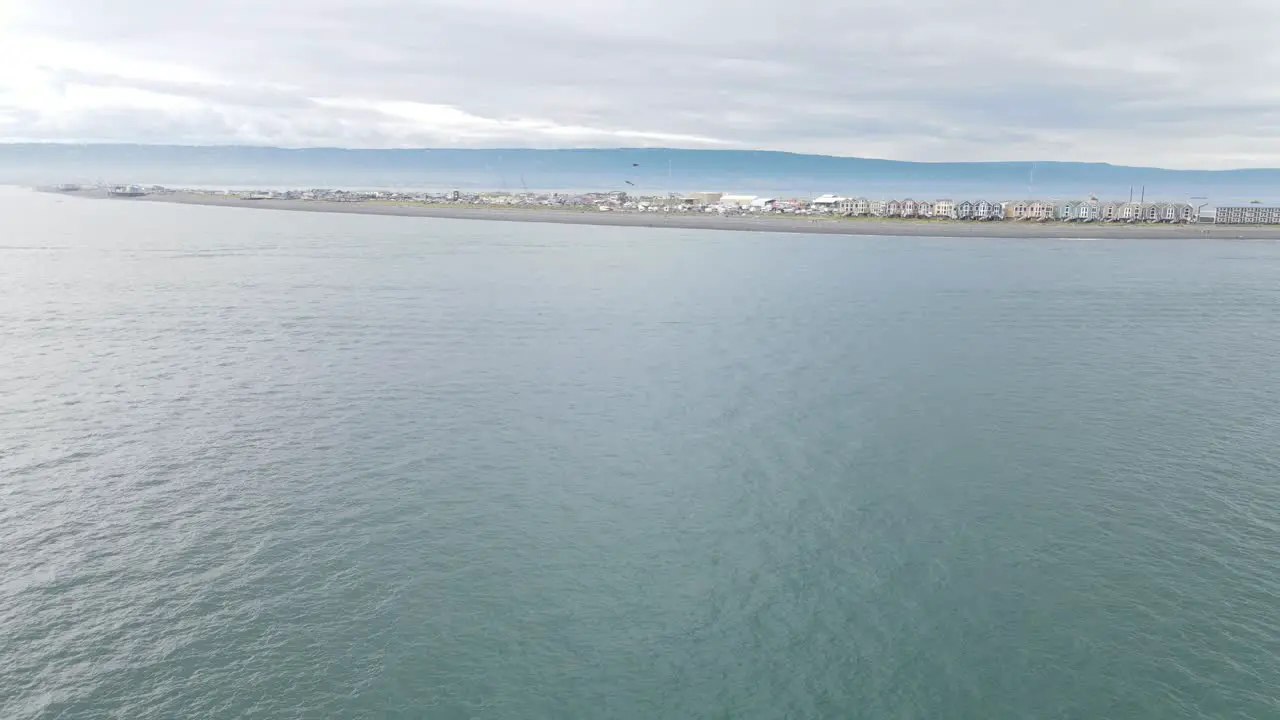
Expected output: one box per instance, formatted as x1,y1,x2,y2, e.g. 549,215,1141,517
68,184,1280,225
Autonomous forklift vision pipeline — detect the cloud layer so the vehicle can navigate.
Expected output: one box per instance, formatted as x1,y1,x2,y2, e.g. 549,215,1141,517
3,0,1280,167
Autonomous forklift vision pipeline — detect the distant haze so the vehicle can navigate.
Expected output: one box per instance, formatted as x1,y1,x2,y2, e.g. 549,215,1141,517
7,144,1280,204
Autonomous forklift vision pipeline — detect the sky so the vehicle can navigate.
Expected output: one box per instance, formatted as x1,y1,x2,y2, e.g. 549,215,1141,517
3,0,1280,168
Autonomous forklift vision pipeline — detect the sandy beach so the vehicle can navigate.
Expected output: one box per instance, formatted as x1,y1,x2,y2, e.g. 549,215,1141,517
86,190,1280,240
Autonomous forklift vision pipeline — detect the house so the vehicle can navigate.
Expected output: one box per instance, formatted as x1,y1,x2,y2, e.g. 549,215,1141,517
956,200,975,219
974,200,1000,219
901,199,919,217
1100,201,1123,221
1166,202,1192,222
1076,200,1101,222
869,199,889,216
934,199,956,219
884,200,903,217
1005,200,1030,219
1059,201,1081,221
1118,202,1143,221
1028,200,1057,220
917,200,934,218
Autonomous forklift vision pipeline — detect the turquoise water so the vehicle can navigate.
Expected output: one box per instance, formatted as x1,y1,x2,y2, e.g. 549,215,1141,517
2,188,1278,718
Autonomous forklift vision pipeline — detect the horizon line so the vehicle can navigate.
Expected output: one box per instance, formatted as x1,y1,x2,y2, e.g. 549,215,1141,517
6,140,1280,174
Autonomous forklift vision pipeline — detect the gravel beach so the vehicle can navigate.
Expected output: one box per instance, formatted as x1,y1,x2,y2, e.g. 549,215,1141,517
90,191,1280,240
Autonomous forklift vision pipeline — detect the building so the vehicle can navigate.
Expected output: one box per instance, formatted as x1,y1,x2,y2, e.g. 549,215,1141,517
884,200,903,217
1214,204,1280,224
934,199,955,219
1166,202,1193,222
901,199,919,217
1139,202,1162,222
719,194,758,208
974,200,1000,219
1028,200,1057,220
916,200,934,218
956,200,975,219
1077,200,1101,222
685,191,723,206
839,197,870,215
810,194,845,211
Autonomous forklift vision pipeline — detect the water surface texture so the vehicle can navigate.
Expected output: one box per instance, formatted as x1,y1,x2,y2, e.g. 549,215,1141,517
2,188,1279,718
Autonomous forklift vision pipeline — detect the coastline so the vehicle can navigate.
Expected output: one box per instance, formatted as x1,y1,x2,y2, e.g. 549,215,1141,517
77,190,1280,240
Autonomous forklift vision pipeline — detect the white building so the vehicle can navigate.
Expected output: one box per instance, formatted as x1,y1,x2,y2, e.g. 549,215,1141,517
719,194,758,208
810,194,845,210
934,199,955,219
839,197,870,215
1215,205,1280,224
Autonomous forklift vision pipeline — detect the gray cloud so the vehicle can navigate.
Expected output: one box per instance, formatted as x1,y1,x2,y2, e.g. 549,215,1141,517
5,0,1280,166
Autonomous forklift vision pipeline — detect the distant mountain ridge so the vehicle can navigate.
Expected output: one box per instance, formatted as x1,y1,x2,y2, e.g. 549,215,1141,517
5,144,1280,201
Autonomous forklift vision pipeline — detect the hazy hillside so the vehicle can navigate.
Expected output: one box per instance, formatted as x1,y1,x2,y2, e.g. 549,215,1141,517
5,144,1280,202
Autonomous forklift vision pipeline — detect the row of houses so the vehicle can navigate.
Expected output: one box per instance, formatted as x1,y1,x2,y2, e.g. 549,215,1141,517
824,197,1198,223
830,197,1006,220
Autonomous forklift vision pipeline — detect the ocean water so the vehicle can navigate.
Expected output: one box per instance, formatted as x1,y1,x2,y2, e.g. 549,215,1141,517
2,187,1279,718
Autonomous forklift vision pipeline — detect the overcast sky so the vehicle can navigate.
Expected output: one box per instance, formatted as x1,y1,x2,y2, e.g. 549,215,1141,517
2,0,1279,167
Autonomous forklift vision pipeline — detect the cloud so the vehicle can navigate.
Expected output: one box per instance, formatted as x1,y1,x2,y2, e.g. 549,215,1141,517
4,0,1280,167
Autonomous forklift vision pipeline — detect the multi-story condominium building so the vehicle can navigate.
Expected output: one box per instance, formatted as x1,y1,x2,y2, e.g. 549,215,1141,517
869,199,888,216
1215,205,1280,224
839,197,871,215
934,199,955,218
